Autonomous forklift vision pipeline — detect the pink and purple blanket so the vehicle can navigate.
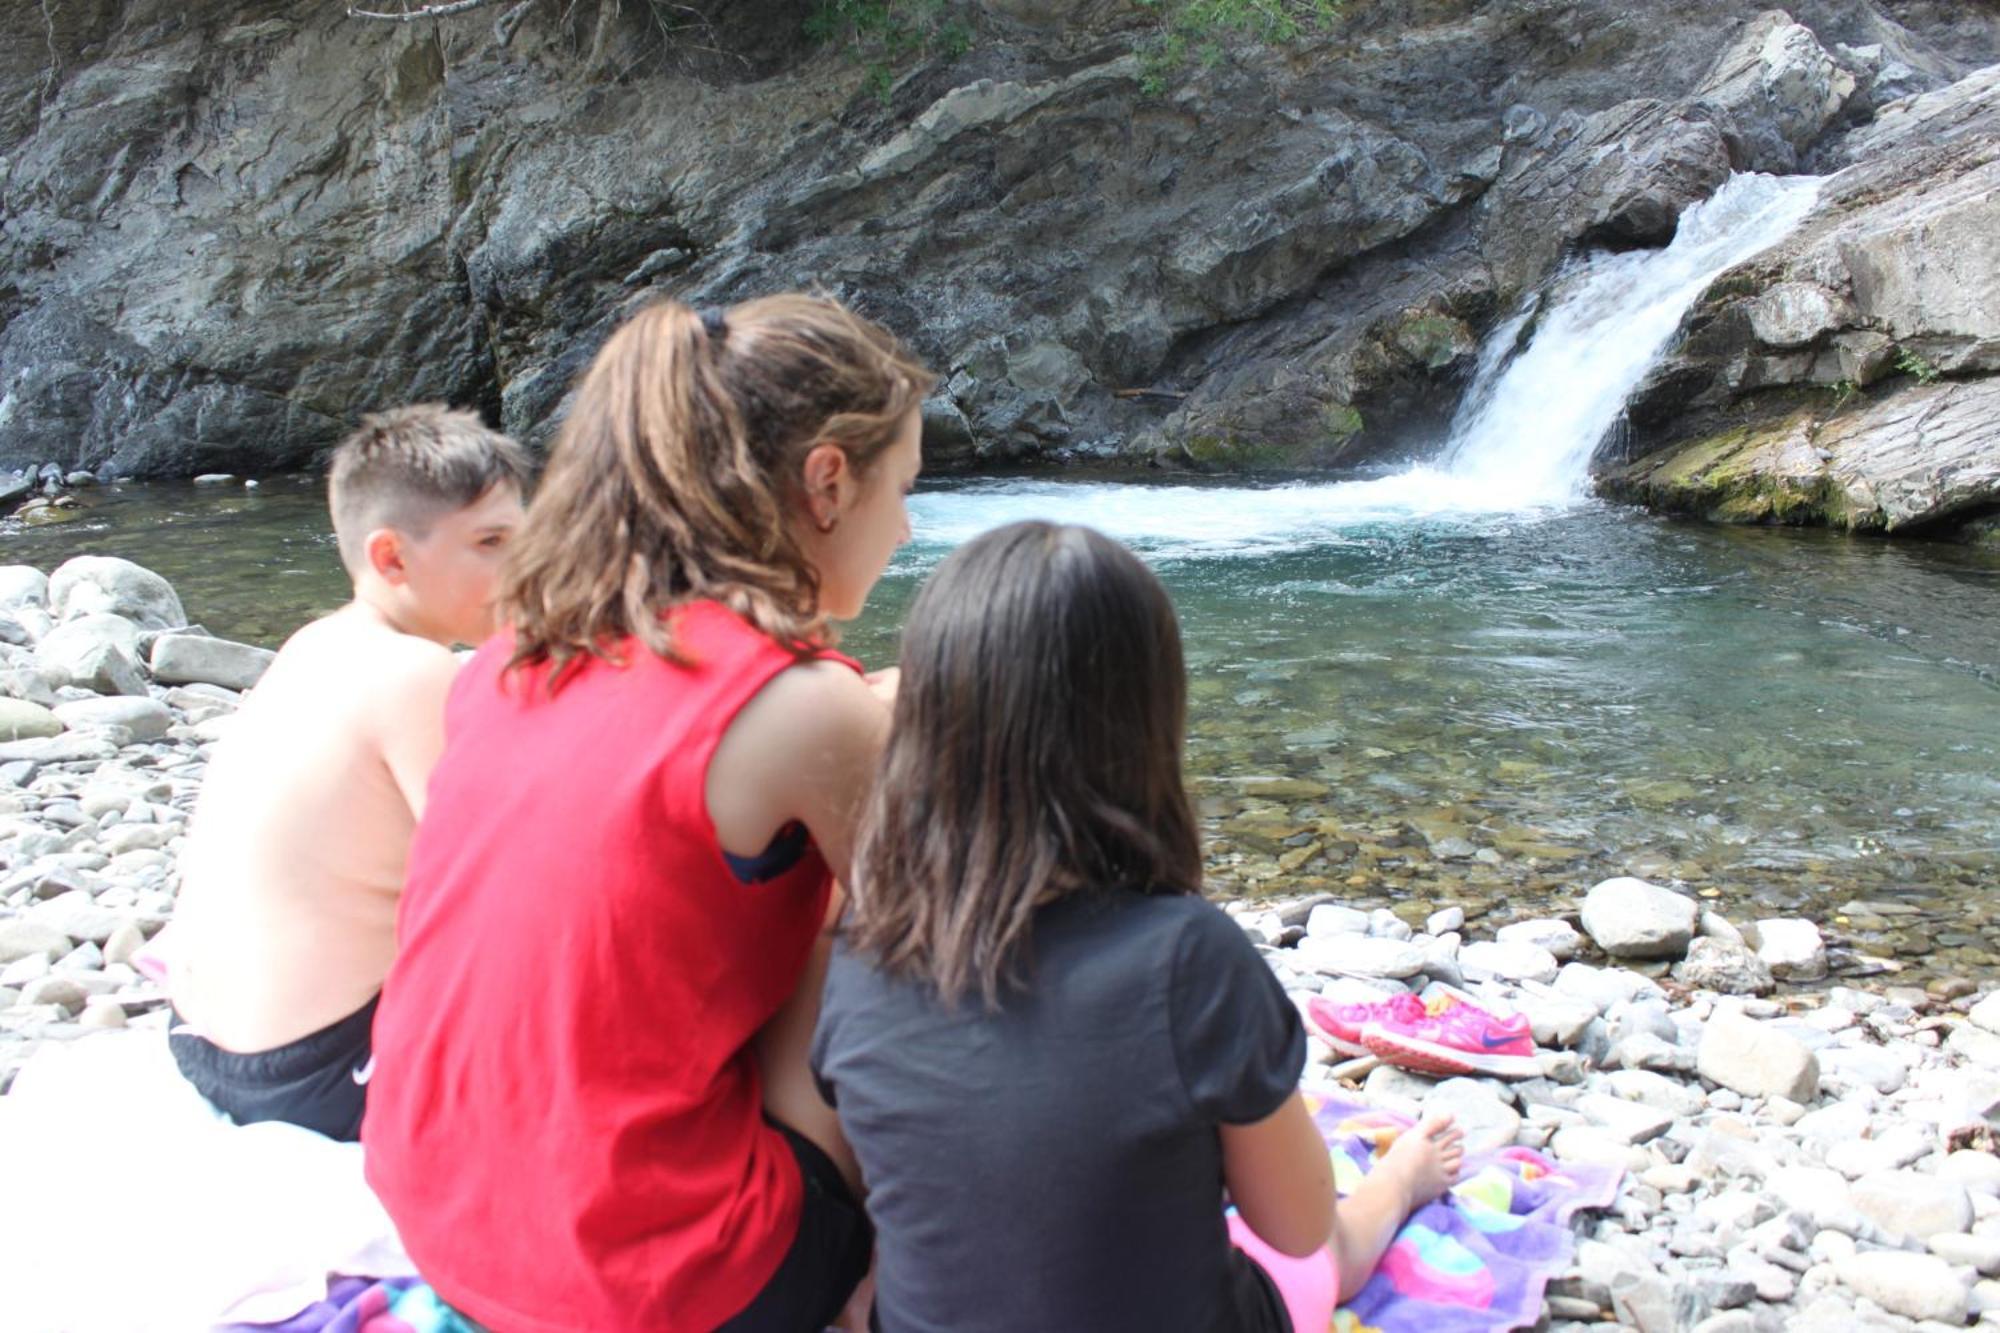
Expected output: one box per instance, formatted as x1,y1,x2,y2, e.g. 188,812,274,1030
1309,1091,1624,1333
230,1091,1622,1333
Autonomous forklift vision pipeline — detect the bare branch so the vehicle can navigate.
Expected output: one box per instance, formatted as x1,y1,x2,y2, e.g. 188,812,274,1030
347,0,500,21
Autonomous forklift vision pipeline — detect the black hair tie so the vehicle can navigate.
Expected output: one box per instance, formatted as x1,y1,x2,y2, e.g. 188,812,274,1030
699,307,728,342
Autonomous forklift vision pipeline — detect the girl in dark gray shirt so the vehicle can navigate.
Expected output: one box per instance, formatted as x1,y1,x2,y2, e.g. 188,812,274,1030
812,521,1463,1333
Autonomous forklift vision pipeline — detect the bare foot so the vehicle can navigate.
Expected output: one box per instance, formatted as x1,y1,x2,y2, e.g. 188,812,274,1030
1380,1114,1465,1208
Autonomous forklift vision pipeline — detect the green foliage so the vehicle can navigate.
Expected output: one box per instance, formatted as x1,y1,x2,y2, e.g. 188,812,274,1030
1826,379,1862,413
1137,0,1346,93
805,0,972,102
1894,348,1943,385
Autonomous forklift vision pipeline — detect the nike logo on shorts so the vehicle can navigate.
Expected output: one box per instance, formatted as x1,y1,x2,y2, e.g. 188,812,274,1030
352,1056,375,1086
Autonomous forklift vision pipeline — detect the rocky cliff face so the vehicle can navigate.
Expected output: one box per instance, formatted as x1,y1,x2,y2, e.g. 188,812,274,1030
0,1,1994,487
1603,59,2000,536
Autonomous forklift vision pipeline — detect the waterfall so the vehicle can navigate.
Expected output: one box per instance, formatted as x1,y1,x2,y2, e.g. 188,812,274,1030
1435,172,1824,506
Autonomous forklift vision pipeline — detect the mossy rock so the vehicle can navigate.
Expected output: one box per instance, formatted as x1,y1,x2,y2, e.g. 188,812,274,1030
1599,410,1861,528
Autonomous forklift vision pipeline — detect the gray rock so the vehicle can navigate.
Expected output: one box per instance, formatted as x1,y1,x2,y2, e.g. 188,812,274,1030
1674,937,1776,995
1518,991,1598,1048
1940,1149,2000,1197
1581,877,1698,959
1425,906,1465,936
35,614,147,696
1304,904,1370,938
51,696,173,742
1495,917,1583,961
19,974,86,1013
1967,990,2000,1036
0,567,49,612
1604,1067,1708,1118
1459,939,1559,985
0,698,64,742
1688,12,1858,173
47,557,185,631
0,919,73,965
0,667,59,708
1294,934,1427,980
1850,1170,1974,1240
1930,1231,2000,1276
149,634,276,692
26,890,128,945
1423,1078,1523,1156
1697,1007,1820,1102
1575,1091,1673,1144
1840,1250,1970,1323
1754,918,1828,981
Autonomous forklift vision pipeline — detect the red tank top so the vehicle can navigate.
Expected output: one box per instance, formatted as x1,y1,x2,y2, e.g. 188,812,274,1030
363,602,851,1332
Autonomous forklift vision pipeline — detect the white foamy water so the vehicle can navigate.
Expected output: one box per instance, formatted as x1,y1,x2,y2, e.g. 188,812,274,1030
910,173,1824,559
1440,172,1824,504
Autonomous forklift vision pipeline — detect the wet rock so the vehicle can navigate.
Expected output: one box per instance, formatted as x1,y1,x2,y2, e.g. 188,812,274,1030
0,699,64,742
148,634,275,692
1697,1006,1819,1102
1675,937,1775,996
47,557,186,632
1581,877,1698,960
1754,918,1828,981
1840,1250,1969,1323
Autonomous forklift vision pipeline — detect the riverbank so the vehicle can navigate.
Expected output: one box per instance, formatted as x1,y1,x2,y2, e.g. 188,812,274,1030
4,552,2000,1329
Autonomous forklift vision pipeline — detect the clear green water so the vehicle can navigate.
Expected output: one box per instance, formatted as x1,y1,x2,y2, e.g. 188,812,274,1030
8,474,1999,979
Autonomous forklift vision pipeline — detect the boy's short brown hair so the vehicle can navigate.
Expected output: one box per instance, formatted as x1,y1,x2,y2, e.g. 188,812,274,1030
328,405,533,572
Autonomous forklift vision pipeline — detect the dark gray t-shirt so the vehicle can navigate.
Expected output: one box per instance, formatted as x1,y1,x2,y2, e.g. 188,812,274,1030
811,891,1306,1333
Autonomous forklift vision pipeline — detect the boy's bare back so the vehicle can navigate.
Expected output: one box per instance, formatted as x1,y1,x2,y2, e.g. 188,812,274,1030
170,603,459,1051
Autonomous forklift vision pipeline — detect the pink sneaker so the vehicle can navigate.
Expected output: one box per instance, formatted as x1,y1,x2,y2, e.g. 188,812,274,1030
1361,995,1541,1079
1305,994,1423,1058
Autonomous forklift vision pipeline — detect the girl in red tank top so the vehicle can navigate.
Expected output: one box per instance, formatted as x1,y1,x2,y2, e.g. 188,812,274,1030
363,296,933,1333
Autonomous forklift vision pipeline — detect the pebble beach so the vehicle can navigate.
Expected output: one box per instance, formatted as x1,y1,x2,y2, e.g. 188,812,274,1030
4,552,2000,1332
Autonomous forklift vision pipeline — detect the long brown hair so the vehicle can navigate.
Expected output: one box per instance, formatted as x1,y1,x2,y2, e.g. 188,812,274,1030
849,521,1203,1008
501,294,934,681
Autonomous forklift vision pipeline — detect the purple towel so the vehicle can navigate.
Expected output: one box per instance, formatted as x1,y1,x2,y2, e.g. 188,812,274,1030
1309,1093,1624,1332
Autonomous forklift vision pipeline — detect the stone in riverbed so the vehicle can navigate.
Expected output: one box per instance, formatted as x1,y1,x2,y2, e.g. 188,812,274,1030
1931,1232,2000,1276
1575,1091,1673,1144
0,698,63,741
1580,877,1697,959
1495,918,1583,961
52,695,172,742
1941,1150,2000,1197
1839,1250,1969,1323
1422,1078,1522,1155
0,919,72,965
1967,990,2000,1036
1293,934,1426,979
1305,904,1369,938
26,890,128,944
1696,1006,1819,1102
47,556,186,632
0,566,48,612
34,614,147,696
149,633,275,691
1850,1170,1973,1240
1459,939,1559,984
1754,917,1827,980
1517,991,1597,1048
1673,937,1775,995
1604,1067,1708,1117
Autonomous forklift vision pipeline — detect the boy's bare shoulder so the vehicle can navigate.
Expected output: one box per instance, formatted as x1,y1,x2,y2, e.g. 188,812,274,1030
267,608,462,708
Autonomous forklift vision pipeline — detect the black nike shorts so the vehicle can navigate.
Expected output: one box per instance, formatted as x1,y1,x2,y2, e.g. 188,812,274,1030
168,993,378,1142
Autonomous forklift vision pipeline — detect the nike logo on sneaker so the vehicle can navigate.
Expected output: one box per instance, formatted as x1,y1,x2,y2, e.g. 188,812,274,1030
351,1056,375,1086
1480,1033,1521,1049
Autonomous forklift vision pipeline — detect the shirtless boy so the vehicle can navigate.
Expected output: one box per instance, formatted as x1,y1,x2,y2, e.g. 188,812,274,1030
163,405,530,1141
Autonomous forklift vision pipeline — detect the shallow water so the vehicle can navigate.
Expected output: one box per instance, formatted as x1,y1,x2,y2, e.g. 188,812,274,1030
6,473,1999,979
